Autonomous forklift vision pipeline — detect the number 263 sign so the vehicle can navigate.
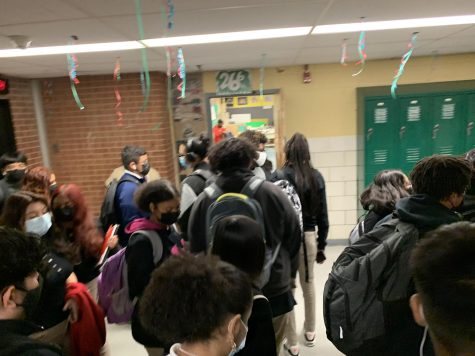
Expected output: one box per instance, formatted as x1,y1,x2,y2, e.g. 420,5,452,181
216,70,252,95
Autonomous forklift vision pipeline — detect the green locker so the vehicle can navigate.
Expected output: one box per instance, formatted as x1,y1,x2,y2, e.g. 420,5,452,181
398,97,432,173
431,94,466,156
465,94,475,152
364,98,399,185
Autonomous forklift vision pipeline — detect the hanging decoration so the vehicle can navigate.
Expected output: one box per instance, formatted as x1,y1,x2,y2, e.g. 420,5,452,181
259,53,266,97
303,65,312,84
166,0,175,30
177,47,186,99
66,35,84,110
134,0,151,111
391,32,418,99
113,58,124,126
340,39,348,66
352,31,367,77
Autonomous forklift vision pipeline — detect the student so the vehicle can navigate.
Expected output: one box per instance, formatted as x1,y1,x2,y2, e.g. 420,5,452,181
410,222,475,356
273,133,329,355
178,135,212,240
350,169,411,244
211,215,277,356
22,166,57,203
239,130,271,180
139,254,253,356
125,179,181,356
0,226,62,356
115,145,151,246
328,155,472,355
51,184,116,299
188,138,301,351
0,151,27,213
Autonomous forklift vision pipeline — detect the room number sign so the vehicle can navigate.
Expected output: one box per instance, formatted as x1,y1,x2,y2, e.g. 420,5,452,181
216,70,252,95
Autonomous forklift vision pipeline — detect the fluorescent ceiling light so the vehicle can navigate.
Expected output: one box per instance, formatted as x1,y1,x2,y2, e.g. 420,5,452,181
0,41,143,58
143,27,312,47
312,15,475,34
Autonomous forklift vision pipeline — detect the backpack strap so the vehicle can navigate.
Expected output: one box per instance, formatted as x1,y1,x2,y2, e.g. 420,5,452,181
358,220,364,236
253,294,269,301
204,182,224,200
241,176,265,198
191,169,213,182
131,230,163,265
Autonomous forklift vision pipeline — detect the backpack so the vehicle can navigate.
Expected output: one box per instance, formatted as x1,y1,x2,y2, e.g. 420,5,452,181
348,220,364,245
204,176,281,289
97,230,164,324
323,218,419,354
99,176,138,233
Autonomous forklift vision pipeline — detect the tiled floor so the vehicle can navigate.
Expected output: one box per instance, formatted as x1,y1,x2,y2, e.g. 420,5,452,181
107,246,346,356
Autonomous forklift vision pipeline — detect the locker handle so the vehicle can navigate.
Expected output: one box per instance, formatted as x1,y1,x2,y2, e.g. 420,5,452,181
467,122,474,136
399,126,406,139
432,124,440,139
366,128,374,141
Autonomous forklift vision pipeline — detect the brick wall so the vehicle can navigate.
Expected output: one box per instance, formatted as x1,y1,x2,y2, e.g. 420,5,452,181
4,78,43,167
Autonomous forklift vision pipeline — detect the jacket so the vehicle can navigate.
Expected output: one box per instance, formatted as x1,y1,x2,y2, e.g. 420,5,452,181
115,172,147,246
66,283,106,356
337,194,461,355
0,319,61,356
188,169,301,299
275,166,329,250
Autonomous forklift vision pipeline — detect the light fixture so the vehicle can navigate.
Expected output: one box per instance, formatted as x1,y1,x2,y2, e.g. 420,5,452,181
0,41,144,58
312,15,475,34
142,27,312,47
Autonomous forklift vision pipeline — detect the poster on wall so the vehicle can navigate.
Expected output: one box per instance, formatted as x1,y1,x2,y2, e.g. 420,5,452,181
216,70,252,95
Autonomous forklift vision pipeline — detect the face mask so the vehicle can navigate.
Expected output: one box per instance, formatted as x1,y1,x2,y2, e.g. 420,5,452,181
141,162,151,176
159,211,180,226
15,284,42,321
53,206,75,222
178,156,188,169
229,320,248,356
255,151,267,167
5,169,26,184
25,212,52,237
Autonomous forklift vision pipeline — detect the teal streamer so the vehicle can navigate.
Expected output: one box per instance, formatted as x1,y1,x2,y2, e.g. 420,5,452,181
135,0,151,111
70,81,84,110
391,33,418,99
259,54,266,97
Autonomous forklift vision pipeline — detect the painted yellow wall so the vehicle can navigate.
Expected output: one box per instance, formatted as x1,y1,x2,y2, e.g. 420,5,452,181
202,53,475,138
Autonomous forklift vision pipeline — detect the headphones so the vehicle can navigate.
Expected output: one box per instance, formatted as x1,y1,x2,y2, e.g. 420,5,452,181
186,136,209,163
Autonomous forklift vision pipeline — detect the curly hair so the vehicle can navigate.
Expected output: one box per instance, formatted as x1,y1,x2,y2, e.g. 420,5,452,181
238,130,268,149
51,184,103,259
410,155,472,200
360,170,410,214
0,227,42,291
22,166,53,201
134,179,180,213
208,138,256,174
139,254,252,343
0,191,49,231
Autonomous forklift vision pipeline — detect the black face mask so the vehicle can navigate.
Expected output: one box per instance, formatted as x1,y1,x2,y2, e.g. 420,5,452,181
5,169,26,184
53,206,75,222
160,211,179,226
141,162,151,176
15,283,42,321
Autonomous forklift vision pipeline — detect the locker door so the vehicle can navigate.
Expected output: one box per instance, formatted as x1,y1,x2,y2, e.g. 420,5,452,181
398,97,432,173
364,98,399,185
431,95,466,156
465,93,475,152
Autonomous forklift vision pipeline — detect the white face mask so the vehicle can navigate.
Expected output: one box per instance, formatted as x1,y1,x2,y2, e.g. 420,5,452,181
228,319,248,356
255,151,267,167
25,212,52,237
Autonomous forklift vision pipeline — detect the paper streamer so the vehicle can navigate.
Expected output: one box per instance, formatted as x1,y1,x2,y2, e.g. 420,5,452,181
135,0,151,111
113,58,124,126
391,33,418,99
340,39,348,66
352,31,367,77
167,0,175,30
259,54,266,97
66,36,84,110
177,48,186,99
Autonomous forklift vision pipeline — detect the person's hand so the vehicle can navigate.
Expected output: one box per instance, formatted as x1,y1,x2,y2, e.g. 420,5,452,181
316,250,326,264
63,298,79,323
108,235,119,249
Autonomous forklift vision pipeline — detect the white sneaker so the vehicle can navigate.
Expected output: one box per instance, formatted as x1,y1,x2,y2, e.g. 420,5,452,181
304,331,316,347
284,343,300,356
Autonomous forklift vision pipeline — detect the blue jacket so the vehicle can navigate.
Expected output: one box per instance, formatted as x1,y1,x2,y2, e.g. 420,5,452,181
115,173,146,246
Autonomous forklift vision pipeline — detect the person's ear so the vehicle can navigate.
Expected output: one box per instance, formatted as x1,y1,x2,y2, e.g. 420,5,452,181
227,314,241,339
1,286,16,309
410,293,427,327
128,161,137,172
149,202,157,214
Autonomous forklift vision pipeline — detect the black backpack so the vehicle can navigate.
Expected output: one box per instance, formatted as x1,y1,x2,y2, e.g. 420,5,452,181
323,218,419,354
99,176,138,233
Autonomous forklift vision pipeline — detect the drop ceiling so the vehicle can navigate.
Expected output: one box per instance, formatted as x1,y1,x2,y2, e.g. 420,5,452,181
0,0,475,78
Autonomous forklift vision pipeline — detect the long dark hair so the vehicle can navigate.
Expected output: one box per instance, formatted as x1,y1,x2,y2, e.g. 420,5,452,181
360,170,410,214
283,133,319,216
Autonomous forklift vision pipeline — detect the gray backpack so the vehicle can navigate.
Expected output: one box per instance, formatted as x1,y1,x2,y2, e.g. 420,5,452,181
205,177,281,288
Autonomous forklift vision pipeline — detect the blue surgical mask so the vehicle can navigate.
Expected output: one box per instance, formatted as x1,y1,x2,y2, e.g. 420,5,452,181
229,319,248,356
25,212,52,237
179,156,188,169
